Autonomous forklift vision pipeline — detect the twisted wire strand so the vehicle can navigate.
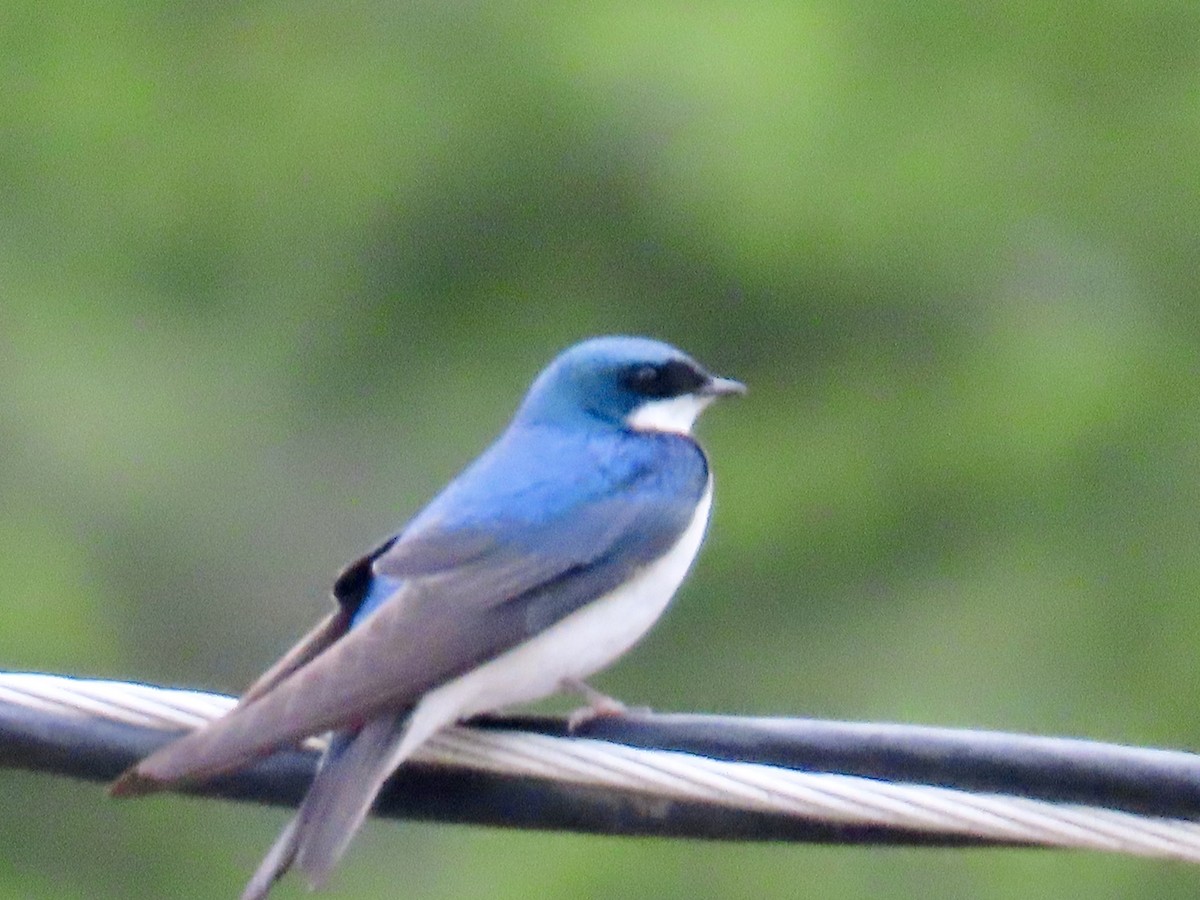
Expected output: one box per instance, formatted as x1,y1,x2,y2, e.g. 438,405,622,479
3,671,1199,862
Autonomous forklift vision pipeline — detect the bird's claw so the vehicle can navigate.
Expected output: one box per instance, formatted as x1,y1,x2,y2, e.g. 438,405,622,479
562,678,651,732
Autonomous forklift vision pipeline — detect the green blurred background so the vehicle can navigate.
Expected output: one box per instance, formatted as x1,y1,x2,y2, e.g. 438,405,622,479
3,1,1200,897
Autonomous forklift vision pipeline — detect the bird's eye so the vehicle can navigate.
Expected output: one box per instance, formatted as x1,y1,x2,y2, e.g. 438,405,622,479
628,365,661,393
622,360,707,398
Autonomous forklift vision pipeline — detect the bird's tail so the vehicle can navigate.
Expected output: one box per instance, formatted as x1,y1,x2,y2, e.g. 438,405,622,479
241,712,414,900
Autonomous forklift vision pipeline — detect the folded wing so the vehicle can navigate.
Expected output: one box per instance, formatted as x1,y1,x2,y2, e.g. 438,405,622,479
110,471,701,795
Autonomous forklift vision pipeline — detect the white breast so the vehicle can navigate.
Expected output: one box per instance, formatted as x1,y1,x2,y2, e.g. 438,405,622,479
390,479,714,761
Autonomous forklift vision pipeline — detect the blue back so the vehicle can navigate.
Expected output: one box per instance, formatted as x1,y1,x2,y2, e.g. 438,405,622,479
352,423,709,626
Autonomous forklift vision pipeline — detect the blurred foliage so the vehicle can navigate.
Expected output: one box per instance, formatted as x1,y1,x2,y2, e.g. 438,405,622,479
3,1,1200,897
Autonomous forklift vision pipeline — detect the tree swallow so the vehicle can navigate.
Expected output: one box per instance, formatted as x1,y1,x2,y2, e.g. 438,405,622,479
112,335,744,899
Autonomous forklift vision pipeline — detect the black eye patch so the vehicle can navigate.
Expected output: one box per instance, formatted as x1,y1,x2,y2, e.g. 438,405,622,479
621,359,708,399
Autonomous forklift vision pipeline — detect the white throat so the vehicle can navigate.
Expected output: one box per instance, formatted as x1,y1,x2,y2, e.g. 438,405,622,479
625,394,714,435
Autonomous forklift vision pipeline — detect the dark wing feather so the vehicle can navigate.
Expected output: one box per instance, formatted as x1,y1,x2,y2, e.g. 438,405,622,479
237,608,353,708
113,443,706,794
237,532,502,709
331,530,497,609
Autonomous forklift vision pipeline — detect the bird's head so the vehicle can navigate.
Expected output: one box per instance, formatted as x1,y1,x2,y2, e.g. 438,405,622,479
515,336,745,435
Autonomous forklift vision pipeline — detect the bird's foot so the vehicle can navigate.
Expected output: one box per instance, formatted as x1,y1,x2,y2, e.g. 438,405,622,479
562,678,651,732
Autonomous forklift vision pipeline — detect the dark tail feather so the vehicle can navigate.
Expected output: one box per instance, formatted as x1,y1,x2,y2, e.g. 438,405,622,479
241,815,302,900
293,713,413,887
240,732,358,900
241,712,413,899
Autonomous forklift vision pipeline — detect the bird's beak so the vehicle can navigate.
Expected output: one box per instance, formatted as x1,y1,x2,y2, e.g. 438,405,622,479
702,375,747,397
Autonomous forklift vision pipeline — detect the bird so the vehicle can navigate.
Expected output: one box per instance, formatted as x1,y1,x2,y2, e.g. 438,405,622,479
110,335,744,899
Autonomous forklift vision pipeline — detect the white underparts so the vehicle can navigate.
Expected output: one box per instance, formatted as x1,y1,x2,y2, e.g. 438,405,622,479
625,394,715,435
382,480,715,769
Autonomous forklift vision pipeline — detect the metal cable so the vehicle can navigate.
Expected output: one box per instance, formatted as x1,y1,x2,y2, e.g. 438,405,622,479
3,671,1199,861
